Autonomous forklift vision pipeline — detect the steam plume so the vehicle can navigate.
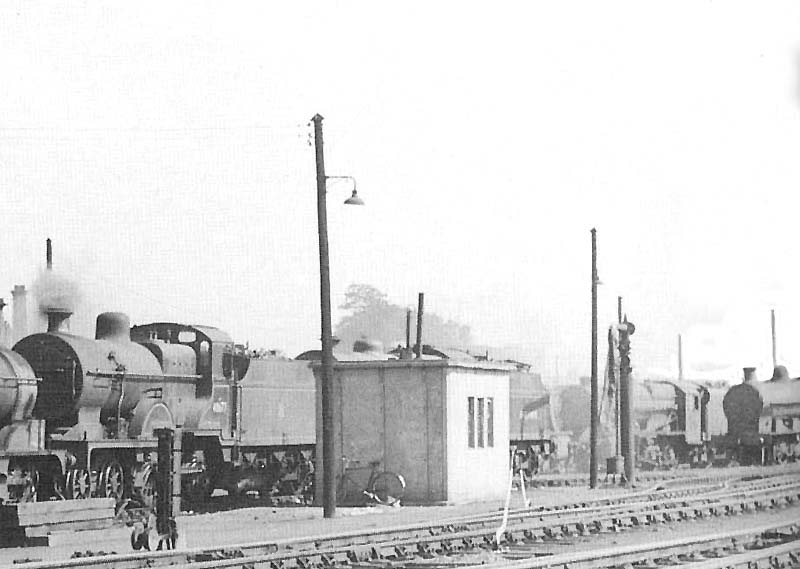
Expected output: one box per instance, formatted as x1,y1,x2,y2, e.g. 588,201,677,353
32,269,82,314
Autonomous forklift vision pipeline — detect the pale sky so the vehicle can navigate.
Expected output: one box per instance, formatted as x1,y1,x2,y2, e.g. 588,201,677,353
2,2,799,383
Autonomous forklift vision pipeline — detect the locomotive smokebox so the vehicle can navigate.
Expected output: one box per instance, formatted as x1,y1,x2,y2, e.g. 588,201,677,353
96,312,131,342
46,309,72,333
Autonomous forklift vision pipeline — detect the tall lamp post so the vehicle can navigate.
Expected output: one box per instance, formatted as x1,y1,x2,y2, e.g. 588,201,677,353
589,228,599,489
312,114,363,519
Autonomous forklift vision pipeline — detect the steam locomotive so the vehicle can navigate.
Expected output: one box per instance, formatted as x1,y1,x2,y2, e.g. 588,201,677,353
723,366,800,465
553,370,800,470
1,311,316,506
632,379,729,468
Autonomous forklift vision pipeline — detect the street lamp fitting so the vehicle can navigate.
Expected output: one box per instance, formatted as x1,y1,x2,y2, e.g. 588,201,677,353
326,175,365,206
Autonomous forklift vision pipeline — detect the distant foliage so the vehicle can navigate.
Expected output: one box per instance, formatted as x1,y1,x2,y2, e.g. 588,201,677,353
335,284,472,353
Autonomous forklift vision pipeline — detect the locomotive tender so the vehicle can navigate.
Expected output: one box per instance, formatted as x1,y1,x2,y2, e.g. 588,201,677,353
633,378,728,468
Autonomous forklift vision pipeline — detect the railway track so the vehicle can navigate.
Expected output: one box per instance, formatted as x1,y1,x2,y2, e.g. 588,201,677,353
19,472,800,569
470,520,800,569
527,462,800,488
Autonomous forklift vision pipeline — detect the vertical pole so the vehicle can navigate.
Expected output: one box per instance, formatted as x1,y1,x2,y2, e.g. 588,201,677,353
678,334,684,380
614,298,622,461
155,428,174,538
415,292,424,359
406,309,412,350
590,228,598,489
618,322,635,486
771,309,777,368
172,428,182,520
46,238,53,270
312,113,337,518
609,327,620,457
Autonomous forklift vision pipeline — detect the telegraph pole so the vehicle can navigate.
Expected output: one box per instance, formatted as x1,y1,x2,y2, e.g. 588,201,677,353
590,228,599,489
312,114,337,518
405,309,412,352
614,296,622,462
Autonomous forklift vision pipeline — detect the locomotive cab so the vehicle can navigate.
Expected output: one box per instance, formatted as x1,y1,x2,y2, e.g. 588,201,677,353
130,322,240,501
131,323,236,400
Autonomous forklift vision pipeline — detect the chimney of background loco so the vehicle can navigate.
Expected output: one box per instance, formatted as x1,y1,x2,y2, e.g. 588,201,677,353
743,367,758,384
11,285,29,342
95,312,131,342
46,309,72,333
46,238,52,270
43,238,71,333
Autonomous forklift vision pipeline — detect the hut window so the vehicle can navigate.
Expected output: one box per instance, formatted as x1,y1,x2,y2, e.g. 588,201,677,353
694,396,700,410
477,398,485,447
487,397,494,447
467,397,475,448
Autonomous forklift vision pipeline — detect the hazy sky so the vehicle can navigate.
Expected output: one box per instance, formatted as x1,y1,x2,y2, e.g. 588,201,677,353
2,2,799,382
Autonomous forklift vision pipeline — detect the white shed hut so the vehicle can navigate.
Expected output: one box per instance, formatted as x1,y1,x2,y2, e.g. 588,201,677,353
314,359,511,504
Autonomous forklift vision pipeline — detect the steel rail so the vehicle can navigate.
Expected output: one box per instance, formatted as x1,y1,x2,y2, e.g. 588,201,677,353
529,462,800,488
462,520,800,569
677,539,800,569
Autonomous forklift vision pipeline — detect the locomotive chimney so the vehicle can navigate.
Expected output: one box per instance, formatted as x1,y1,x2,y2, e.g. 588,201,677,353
46,238,53,270
46,308,72,333
95,312,131,342
742,367,758,384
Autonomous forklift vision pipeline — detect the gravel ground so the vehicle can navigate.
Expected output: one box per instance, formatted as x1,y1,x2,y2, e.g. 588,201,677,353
0,485,628,565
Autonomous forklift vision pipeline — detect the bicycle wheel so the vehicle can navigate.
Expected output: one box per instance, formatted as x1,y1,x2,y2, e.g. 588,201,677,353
369,472,406,506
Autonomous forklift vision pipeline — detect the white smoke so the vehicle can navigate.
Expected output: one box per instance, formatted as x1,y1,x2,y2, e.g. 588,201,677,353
32,269,82,314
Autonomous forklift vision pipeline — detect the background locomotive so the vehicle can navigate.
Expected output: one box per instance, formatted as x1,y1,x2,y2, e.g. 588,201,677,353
550,374,794,471
632,379,728,468
723,365,800,465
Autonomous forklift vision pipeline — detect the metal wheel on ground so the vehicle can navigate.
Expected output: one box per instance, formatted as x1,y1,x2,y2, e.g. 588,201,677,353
99,460,126,502
65,468,91,499
370,471,406,506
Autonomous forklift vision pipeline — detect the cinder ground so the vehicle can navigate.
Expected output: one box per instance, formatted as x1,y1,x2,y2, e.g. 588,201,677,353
0,485,630,565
